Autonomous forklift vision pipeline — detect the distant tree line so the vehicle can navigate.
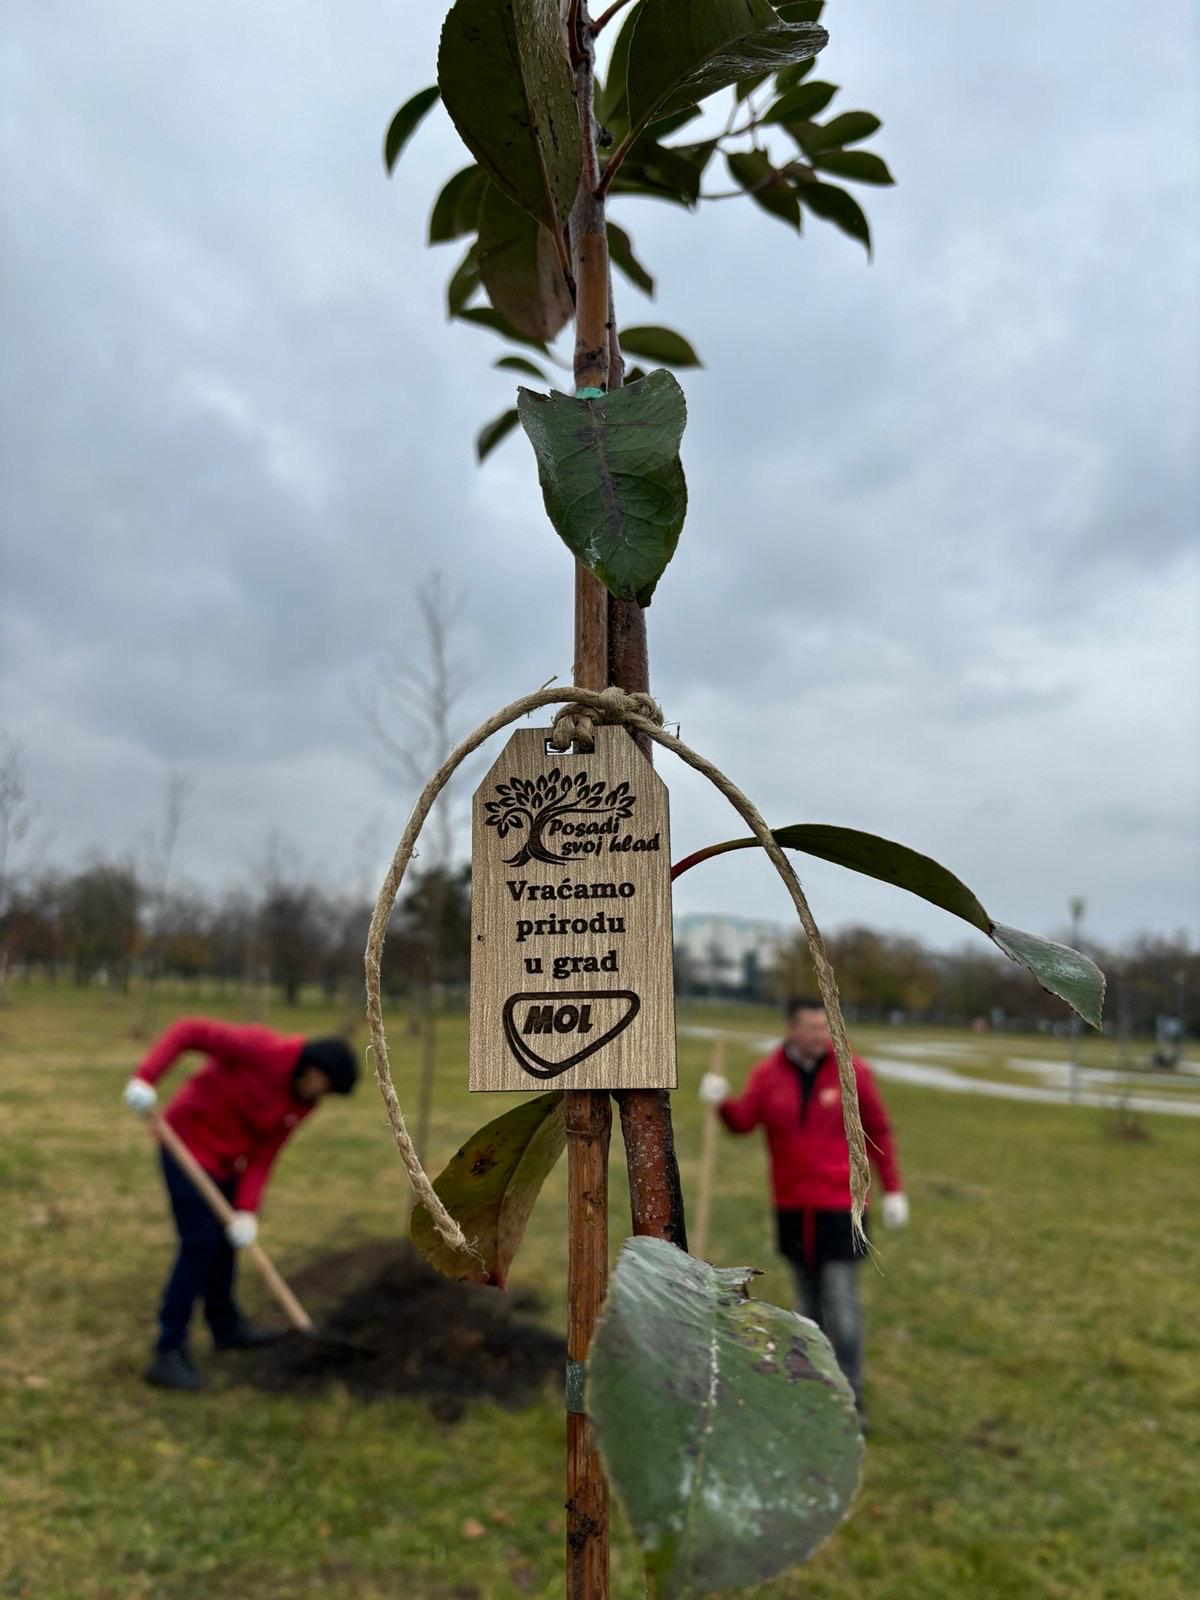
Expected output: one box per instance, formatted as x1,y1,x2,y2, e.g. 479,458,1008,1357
676,925,1197,1040
0,857,471,1008
1,849,1193,1042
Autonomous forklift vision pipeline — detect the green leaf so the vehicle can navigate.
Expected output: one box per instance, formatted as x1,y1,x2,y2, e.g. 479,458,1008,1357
438,0,581,237
805,109,882,150
589,1237,862,1600
760,79,838,123
517,369,688,605
670,823,1106,1028
608,221,655,296
383,85,440,174
776,56,818,90
625,0,827,140
475,407,521,463
608,138,716,208
618,325,702,366
494,354,548,378
446,243,482,316
814,149,895,184
458,304,550,353
411,1092,566,1284
428,164,487,244
726,150,801,230
477,183,572,342
596,0,642,133
798,180,872,254
623,364,648,383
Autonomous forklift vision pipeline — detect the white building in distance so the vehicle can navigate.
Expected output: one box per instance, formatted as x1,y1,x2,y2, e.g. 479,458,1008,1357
673,912,787,995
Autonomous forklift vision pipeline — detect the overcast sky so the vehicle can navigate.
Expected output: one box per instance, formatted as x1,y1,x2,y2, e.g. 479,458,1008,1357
2,0,1197,954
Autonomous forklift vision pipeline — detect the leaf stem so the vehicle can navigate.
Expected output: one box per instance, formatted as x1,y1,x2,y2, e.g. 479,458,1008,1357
593,0,635,33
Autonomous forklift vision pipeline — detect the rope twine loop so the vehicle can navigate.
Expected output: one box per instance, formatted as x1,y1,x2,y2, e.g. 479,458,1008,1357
548,686,664,752
364,684,870,1260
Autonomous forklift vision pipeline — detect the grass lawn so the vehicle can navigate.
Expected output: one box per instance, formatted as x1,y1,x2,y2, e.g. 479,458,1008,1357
2,983,1197,1599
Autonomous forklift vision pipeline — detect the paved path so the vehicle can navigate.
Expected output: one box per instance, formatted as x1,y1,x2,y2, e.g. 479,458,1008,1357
681,1027,1200,1120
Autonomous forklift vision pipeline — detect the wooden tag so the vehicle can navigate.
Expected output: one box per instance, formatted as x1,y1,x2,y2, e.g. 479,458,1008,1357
469,725,677,1092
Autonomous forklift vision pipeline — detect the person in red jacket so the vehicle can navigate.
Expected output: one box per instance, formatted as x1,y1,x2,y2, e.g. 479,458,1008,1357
122,1017,358,1391
699,996,909,1420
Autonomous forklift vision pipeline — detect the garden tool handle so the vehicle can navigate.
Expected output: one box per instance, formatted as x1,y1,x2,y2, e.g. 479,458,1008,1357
152,1116,314,1333
692,1036,725,1262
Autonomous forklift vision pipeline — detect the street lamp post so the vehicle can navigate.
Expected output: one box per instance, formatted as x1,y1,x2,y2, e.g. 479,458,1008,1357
1068,896,1086,1103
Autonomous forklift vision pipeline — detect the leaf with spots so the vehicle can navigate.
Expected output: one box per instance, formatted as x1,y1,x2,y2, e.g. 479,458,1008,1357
516,369,688,604
588,1237,862,1598
437,0,580,243
411,1091,566,1287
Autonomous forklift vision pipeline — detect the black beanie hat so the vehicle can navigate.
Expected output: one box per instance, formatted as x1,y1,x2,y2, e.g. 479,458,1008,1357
297,1037,358,1095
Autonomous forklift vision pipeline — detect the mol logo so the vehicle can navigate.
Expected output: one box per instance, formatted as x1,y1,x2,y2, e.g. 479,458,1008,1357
501,989,640,1080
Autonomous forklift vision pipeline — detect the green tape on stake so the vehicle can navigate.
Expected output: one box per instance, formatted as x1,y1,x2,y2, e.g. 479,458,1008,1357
565,1358,587,1414
574,386,606,400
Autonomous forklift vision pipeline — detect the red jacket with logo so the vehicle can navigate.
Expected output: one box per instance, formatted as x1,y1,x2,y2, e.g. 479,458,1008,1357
719,1045,901,1210
135,1018,312,1212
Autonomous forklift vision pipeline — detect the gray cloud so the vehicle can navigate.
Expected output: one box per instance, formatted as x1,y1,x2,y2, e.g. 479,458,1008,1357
2,0,1197,955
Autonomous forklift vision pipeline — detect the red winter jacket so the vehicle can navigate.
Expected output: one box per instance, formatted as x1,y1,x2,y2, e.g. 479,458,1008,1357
719,1045,901,1211
136,1018,312,1212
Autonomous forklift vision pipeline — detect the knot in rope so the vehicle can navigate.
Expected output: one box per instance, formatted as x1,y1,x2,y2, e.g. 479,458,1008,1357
548,686,665,752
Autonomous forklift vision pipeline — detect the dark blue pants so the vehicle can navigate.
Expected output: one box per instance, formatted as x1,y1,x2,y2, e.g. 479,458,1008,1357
156,1148,243,1352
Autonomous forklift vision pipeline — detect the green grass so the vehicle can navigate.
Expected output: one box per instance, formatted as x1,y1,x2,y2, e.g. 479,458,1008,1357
2,983,1197,1599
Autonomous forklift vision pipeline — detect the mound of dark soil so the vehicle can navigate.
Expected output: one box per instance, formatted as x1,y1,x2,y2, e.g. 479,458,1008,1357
235,1242,563,1418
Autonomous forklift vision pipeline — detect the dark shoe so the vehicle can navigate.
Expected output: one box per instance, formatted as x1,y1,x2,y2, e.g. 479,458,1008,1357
145,1347,206,1391
213,1322,283,1351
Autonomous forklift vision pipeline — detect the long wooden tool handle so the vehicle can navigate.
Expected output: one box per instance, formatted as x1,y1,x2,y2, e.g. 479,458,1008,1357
153,1117,314,1332
692,1036,725,1261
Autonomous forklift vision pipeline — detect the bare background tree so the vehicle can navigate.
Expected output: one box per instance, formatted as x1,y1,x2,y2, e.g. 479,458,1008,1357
133,769,194,1036
361,572,474,1169
0,734,38,1002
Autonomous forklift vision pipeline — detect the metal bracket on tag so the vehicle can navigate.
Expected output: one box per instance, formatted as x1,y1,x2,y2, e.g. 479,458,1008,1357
565,1358,587,1414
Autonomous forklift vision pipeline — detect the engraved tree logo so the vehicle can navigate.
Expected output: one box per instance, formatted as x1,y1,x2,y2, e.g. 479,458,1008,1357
485,769,636,867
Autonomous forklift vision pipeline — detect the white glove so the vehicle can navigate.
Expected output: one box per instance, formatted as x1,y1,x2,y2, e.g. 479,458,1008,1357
226,1211,258,1249
122,1078,157,1116
699,1072,731,1107
881,1192,910,1229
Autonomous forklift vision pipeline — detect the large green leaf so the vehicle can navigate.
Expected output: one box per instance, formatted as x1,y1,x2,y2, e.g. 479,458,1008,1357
475,407,521,463
429,164,488,244
726,150,801,230
516,369,688,605
624,0,827,140
383,85,440,174
608,221,655,296
589,1238,862,1599
477,183,572,341
438,0,581,237
670,824,1106,1027
411,1092,566,1285
618,325,702,366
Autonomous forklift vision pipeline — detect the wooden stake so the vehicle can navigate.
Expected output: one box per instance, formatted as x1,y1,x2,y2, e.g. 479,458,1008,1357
565,1089,611,1599
692,1036,725,1261
564,6,614,1594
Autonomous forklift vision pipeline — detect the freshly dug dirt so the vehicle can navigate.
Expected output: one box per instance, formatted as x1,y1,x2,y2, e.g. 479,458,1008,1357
234,1242,564,1418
